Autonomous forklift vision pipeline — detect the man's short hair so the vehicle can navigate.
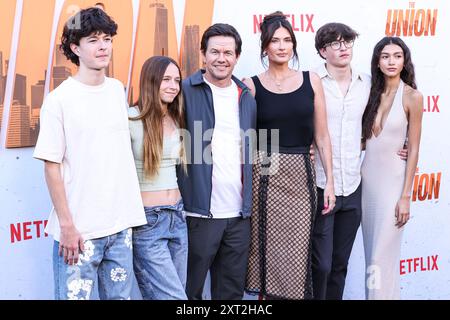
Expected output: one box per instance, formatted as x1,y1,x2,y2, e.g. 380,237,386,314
60,7,117,66
200,23,242,56
315,23,359,59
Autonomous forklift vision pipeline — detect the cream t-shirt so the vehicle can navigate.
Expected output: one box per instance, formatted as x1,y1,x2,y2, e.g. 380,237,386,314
33,77,146,241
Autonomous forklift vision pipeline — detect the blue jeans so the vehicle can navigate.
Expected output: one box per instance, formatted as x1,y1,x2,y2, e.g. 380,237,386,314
132,200,188,300
53,228,134,300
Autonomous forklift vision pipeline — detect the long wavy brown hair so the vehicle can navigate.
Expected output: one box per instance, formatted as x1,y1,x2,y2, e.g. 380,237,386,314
130,56,186,178
362,37,416,142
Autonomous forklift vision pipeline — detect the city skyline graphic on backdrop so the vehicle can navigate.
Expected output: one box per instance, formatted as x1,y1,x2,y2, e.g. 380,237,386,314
129,0,178,103
179,0,214,78
129,0,214,103
5,0,55,148
4,0,214,148
0,0,16,140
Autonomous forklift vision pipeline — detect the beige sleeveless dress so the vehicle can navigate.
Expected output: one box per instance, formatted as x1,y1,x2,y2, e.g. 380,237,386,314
361,80,408,300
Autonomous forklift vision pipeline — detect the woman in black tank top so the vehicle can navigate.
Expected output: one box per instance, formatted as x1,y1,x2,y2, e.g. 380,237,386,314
243,12,335,300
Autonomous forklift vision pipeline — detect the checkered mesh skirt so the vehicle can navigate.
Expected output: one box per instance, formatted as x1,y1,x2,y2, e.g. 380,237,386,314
246,150,317,300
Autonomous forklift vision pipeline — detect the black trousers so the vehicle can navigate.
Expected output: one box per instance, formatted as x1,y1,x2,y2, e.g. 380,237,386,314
185,216,250,300
311,183,362,300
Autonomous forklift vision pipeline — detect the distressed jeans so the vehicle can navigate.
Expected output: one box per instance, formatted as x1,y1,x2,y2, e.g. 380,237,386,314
132,200,188,300
53,228,134,300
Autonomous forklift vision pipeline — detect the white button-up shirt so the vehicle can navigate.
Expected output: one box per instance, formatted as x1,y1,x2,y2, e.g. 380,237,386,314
314,63,371,196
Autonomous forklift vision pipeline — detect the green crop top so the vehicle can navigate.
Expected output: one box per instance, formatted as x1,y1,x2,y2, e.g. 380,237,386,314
128,107,181,192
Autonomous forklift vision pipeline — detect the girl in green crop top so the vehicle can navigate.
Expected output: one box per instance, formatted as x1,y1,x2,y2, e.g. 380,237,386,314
128,56,188,300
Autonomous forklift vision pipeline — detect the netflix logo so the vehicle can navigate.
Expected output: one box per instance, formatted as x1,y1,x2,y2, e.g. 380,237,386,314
253,13,315,34
400,255,439,275
424,95,439,113
10,220,48,243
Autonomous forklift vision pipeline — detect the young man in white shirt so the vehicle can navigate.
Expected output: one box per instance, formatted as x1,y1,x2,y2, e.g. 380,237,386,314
33,7,146,300
311,23,407,300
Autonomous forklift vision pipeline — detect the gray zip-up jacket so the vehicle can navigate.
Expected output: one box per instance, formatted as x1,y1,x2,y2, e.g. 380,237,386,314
177,70,257,218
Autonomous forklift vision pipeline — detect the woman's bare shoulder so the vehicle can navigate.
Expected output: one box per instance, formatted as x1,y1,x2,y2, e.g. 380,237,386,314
404,85,423,104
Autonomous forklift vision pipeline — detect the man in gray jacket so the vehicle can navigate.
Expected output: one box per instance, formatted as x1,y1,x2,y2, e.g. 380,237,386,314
177,23,256,300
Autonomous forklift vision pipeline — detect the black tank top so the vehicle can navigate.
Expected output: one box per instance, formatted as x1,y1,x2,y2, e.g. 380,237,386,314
252,71,315,154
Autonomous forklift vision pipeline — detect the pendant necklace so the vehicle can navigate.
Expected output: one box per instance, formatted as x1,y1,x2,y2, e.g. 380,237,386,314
266,70,294,92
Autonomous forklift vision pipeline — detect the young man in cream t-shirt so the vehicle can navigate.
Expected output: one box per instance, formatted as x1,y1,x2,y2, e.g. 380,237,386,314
33,7,145,300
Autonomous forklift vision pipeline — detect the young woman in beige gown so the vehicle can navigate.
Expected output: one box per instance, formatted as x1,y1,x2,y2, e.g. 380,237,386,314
361,37,423,300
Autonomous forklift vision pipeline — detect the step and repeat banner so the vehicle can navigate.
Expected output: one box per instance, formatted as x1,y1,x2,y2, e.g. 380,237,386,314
0,0,448,299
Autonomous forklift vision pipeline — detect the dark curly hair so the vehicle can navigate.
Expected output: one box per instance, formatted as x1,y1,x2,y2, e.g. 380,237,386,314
259,11,298,67
362,37,417,142
60,7,118,66
315,22,359,59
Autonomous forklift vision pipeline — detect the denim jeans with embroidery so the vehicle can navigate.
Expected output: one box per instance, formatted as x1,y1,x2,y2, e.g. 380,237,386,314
53,228,134,300
132,199,188,300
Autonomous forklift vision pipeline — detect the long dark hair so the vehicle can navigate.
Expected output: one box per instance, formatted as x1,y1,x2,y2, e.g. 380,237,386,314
362,37,416,141
259,11,299,67
130,56,186,178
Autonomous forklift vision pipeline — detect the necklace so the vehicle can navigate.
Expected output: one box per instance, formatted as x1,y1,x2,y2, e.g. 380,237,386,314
265,70,295,92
